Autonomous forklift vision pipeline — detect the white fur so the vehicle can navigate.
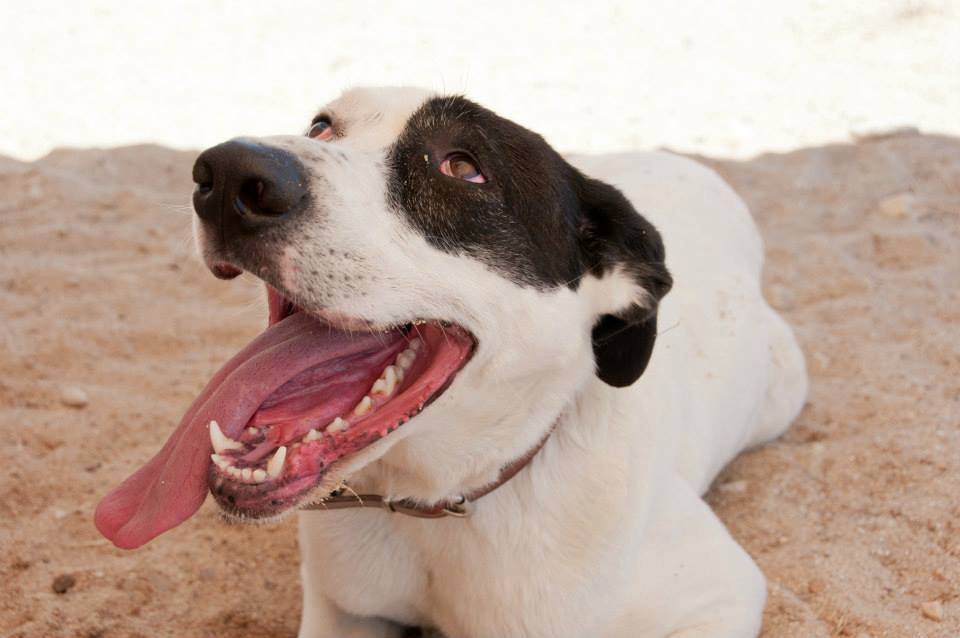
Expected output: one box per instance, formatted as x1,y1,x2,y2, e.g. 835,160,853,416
210,87,808,637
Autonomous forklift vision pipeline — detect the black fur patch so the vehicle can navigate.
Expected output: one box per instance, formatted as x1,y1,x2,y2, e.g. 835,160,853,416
387,96,672,386
387,96,583,288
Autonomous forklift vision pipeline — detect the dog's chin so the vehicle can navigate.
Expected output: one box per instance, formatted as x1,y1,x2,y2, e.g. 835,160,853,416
205,286,477,522
211,461,352,524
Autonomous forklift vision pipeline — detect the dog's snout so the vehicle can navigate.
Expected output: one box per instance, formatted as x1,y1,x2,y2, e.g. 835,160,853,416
192,140,308,230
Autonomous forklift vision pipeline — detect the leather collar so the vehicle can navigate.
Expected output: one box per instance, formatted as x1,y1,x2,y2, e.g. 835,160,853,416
300,424,556,518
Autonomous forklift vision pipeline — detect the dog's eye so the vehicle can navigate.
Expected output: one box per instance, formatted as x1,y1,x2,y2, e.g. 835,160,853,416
440,153,486,184
308,118,334,141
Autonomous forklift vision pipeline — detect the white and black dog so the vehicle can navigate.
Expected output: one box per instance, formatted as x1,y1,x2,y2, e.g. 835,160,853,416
95,87,807,637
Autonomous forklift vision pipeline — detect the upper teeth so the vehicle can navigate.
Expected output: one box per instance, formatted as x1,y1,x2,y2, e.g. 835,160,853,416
393,339,421,377
209,420,244,454
372,365,398,396
353,396,372,416
209,337,427,484
396,351,415,369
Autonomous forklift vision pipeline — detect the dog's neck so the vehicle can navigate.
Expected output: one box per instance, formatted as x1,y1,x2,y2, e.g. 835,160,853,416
349,374,630,507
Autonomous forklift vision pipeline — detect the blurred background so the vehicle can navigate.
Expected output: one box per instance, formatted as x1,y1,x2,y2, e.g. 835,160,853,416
2,0,958,160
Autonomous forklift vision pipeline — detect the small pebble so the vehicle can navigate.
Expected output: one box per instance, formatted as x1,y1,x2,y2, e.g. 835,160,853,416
808,578,826,594
718,480,749,494
920,600,944,621
876,192,915,219
60,386,89,408
52,573,76,594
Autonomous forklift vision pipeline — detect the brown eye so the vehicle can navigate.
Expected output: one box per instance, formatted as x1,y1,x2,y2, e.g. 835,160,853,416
439,153,486,184
308,118,333,141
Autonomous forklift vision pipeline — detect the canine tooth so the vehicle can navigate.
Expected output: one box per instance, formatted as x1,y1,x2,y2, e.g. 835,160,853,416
267,446,287,478
209,420,243,453
253,468,267,482
354,396,372,416
210,454,230,471
409,338,422,351
304,428,323,442
371,379,388,395
241,468,253,482
326,417,348,433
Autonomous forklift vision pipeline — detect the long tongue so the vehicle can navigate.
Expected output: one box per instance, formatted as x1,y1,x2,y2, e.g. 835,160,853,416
94,312,398,549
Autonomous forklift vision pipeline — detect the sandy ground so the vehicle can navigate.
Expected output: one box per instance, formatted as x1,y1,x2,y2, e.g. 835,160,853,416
3,1,959,161
1,131,958,637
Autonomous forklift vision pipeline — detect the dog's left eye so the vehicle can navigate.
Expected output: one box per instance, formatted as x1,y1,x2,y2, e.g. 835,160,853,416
439,153,486,184
308,118,334,141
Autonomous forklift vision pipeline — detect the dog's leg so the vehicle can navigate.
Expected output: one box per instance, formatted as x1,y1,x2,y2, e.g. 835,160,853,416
298,511,421,638
666,623,759,638
298,586,405,638
743,304,808,450
616,479,766,638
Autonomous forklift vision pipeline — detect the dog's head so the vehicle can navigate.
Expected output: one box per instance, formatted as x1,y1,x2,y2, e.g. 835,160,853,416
94,87,671,548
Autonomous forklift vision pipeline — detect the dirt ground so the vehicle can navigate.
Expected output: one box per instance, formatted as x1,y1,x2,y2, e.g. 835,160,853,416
1,132,958,637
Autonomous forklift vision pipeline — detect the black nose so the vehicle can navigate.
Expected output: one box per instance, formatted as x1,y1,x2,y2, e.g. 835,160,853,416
192,140,308,231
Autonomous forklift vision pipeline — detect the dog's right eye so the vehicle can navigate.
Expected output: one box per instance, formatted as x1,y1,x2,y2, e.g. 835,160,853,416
308,118,334,141
440,152,486,184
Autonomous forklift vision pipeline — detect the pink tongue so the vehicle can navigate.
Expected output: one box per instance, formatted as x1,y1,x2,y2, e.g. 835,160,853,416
94,312,399,549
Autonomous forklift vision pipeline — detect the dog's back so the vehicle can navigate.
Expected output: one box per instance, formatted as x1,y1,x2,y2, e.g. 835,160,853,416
573,151,807,491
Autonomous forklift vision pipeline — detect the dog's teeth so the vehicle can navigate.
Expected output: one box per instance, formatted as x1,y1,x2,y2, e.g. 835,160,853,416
304,428,323,442
228,466,242,479
353,396,372,416
372,364,397,396
267,446,287,478
383,365,398,394
210,454,231,471
397,351,415,370
241,468,253,482
326,417,348,433
209,420,243,454
408,338,422,351
252,468,267,483
245,427,259,436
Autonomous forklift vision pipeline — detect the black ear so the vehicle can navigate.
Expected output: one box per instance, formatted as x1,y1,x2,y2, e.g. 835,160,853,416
577,175,672,388
592,311,659,388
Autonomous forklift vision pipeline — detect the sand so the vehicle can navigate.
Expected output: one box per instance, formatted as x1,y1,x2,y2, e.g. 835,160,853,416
3,1,960,162
1,133,958,636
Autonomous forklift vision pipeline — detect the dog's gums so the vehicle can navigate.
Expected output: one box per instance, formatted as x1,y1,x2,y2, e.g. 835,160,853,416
208,293,476,518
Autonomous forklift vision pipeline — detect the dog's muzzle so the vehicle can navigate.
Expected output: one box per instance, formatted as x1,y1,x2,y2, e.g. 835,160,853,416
191,139,308,237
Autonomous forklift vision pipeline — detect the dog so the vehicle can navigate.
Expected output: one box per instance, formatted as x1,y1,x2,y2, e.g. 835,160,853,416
95,86,807,637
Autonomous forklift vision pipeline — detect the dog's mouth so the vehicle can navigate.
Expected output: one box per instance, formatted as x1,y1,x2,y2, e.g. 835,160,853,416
209,289,475,519
94,286,475,549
